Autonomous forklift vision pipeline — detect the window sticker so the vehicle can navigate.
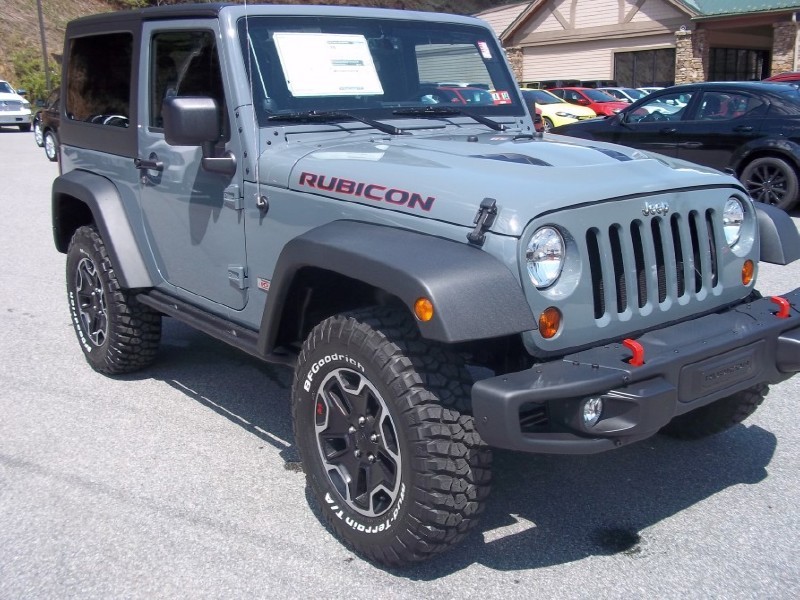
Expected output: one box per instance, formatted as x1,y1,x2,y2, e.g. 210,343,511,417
273,32,384,97
477,41,492,60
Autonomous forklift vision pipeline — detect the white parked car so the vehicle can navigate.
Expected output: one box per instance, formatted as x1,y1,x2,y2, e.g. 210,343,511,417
637,86,664,95
598,86,648,103
0,80,31,131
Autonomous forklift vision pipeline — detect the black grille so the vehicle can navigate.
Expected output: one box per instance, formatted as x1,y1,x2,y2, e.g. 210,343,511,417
587,210,719,319
519,402,549,433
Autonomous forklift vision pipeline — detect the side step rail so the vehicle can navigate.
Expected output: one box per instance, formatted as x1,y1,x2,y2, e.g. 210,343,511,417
136,289,296,367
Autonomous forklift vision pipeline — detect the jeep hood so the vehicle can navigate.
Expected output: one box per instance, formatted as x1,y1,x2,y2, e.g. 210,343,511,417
270,129,736,237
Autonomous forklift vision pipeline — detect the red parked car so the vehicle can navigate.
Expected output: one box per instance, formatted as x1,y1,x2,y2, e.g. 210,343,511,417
763,71,800,83
549,87,629,116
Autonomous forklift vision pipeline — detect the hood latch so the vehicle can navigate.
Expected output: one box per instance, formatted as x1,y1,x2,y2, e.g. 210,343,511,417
467,198,498,247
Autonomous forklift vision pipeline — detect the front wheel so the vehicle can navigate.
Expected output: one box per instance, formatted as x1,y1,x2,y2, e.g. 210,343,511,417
292,307,491,566
542,116,554,132
659,384,768,440
741,157,799,211
33,118,43,146
66,226,162,374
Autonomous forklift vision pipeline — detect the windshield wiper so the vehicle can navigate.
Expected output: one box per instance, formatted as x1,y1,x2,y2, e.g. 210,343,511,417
392,106,506,132
266,110,405,136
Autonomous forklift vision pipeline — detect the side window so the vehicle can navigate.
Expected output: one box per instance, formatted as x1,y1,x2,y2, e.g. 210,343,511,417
66,33,132,127
150,30,228,138
626,91,694,123
696,91,764,121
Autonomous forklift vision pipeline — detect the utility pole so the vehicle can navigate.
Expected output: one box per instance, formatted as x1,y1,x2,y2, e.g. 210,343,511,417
36,0,51,92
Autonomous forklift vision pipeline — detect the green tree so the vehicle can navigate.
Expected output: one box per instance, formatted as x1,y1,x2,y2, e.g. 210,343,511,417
11,47,60,102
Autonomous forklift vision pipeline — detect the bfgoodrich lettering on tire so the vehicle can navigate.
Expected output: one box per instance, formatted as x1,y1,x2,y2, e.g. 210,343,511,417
66,225,161,375
292,307,491,566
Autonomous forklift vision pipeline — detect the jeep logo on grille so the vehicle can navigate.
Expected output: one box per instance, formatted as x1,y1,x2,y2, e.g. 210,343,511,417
642,202,670,216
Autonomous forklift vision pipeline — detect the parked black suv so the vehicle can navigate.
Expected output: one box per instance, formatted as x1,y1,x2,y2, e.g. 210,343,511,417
553,81,800,211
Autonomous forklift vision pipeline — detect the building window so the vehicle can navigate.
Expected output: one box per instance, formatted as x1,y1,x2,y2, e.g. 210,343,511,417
708,48,769,81
614,49,675,87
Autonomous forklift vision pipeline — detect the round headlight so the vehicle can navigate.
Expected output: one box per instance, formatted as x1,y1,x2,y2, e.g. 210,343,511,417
526,227,565,288
723,197,744,246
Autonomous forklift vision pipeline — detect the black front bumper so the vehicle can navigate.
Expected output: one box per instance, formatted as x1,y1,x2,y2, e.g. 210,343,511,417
472,288,800,454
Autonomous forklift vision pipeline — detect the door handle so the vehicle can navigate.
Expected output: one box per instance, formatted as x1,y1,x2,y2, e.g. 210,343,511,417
659,127,677,134
678,141,702,149
733,125,753,132
134,156,164,171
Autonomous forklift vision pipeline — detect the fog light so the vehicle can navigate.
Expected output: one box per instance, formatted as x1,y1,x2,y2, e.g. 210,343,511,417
582,397,603,428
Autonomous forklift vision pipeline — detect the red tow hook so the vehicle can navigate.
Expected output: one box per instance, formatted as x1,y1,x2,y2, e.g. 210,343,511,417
770,296,791,319
622,338,645,367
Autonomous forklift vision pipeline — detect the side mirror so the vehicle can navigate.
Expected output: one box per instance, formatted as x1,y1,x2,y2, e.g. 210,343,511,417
162,96,235,176
576,98,590,106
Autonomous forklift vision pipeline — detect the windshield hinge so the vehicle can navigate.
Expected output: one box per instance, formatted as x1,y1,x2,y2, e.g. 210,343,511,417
467,198,498,246
224,184,243,211
228,265,248,289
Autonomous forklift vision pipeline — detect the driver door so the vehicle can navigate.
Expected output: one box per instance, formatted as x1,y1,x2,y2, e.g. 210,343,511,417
611,90,696,157
137,22,247,310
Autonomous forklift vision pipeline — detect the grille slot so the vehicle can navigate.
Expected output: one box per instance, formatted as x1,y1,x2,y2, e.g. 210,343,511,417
519,402,549,433
587,210,719,319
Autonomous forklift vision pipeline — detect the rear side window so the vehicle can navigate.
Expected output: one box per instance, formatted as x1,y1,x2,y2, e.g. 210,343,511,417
66,32,132,127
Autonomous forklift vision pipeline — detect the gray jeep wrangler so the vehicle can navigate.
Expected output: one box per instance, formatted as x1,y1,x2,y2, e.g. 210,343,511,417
52,3,800,566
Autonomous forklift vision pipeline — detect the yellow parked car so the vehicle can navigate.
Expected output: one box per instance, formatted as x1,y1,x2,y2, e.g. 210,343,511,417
521,88,596,131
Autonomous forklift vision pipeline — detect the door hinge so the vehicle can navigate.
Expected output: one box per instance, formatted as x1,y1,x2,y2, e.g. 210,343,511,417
223,184,243,211
228,265,248,289
467,197,498,246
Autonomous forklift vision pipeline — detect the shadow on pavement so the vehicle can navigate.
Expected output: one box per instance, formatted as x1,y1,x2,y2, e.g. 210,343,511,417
124,319,777,576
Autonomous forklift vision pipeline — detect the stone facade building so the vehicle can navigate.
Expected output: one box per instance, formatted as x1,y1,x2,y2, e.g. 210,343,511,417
476,0,800,87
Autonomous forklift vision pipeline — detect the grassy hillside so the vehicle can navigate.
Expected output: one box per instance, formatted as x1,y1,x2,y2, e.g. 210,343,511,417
1,0,508,90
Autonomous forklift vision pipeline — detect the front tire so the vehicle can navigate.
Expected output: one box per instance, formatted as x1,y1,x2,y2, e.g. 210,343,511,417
542,116,554,132
33,117,44,146
292,307,491,566
659,384,768,440
741,157,799,211
66,226,161,375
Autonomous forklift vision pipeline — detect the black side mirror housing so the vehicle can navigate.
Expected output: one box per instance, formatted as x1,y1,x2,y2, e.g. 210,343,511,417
162,96,235,176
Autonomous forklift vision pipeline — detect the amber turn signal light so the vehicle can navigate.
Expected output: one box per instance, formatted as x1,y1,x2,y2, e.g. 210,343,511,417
414,297,434,322
742,259,754,286
538,307,561,339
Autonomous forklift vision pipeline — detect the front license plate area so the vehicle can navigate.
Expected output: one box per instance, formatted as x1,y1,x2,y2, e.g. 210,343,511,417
678,341,763,402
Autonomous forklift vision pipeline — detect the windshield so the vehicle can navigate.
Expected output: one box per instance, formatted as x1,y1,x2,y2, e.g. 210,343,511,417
585,89,620,102
622,88,646,100
523,89,561,105
238,16,523,125
0,82,15,94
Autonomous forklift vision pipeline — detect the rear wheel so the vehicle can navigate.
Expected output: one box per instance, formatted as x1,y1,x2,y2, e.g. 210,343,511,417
292,306,491,566
741,157,799,211
66,225,161,375
659,384,768,440
44,130,58,162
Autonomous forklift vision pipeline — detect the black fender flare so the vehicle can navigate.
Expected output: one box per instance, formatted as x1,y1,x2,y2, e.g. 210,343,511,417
755,202,800,265
256,221,535,353
52,170,154,289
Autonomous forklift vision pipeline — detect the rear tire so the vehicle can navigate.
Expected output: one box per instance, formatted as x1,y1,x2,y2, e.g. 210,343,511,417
292,306,491,566
44,130,58,162
741,157,799,211
66,225,161,375
659,384,768,440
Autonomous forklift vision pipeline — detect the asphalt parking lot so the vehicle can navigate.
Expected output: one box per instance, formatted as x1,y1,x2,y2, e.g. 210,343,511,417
0,127,798,598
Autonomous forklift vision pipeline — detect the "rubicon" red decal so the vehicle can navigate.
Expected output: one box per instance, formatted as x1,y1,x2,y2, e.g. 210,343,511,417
299,172,436,211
